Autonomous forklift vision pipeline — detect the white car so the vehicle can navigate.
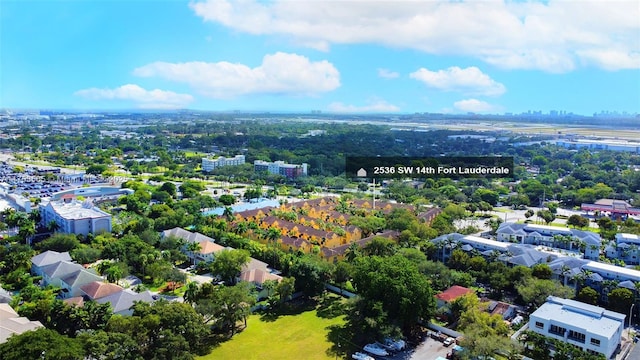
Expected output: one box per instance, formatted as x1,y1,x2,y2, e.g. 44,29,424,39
383,337,406,351
363,343,389,357
443,337,455,347
352,352,375,360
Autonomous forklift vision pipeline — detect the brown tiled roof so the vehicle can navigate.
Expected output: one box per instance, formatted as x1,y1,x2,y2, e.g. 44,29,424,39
418,207,442,222
63,296,85,307
239,268,282,286
80,281,123,300
281,236,310,248
322,230,400,258
236,207,273,219
199,240,226,254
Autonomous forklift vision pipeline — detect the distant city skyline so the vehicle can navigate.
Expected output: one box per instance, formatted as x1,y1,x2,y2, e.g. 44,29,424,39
1,0,638,116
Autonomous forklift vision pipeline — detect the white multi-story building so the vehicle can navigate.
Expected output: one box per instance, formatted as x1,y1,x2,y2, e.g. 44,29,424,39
254,160,308,179
201,155,245,172
40,199,112,236
497,223,601,260
605,233,640,265
556,139,640,153
529,296,625,359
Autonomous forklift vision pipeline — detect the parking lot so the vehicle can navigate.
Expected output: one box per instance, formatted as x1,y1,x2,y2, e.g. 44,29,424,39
406,337,453,360
361,336,453,360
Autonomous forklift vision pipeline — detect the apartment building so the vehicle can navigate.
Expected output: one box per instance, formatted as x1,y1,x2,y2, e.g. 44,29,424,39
201,154,245,172
529,296,625,359
496,222,601,260
254,160,308,179
40,199,112,236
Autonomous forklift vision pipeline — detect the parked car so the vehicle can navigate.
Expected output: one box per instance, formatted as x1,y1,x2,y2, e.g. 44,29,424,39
383,337,406,351
443,337,455,347
352,352,375,360
363,343,389,357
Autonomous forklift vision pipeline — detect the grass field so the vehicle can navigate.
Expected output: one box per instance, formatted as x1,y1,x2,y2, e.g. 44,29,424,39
199,300,346,360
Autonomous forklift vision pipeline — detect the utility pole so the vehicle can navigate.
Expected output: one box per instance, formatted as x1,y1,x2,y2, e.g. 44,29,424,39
372,178,376,210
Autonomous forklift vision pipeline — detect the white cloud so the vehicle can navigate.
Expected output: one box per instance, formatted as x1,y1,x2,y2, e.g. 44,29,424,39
453,99,498,113
378,68,399,79
410,66,506,96
189,0,640,72
133,52,340,98
327,99,400,113
74,84,193,109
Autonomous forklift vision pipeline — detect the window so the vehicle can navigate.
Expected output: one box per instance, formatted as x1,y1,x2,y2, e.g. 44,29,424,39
535,321,544,329
568,330,586,343
590,338,601,347
549,324,566,336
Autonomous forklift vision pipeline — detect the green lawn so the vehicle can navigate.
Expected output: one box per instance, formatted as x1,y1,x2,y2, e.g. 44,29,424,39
199,305,345,360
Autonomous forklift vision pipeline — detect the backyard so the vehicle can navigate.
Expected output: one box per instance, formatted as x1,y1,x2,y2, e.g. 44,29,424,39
199,295,347,360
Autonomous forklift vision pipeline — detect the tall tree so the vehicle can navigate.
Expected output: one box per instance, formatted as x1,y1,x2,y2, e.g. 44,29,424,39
210,249,250,285
351,254,435,331
0,328,84,360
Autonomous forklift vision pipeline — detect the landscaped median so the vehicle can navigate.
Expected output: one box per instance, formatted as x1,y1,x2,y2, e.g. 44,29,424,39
198,302,345,360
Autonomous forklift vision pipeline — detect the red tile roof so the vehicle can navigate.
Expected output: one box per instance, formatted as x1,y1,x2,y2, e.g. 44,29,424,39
435,285,473,303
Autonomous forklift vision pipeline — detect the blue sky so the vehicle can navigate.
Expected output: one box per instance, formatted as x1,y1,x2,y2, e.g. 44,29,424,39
1,0,639,115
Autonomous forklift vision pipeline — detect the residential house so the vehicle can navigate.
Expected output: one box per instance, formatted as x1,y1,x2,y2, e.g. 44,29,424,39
162,227,213,244
36,259,103,299
0,286,12,304
435,285,474,308
63,297,85,307
417,207,442,224
80,281,124,301
233,207,273,222
280,236,312,253
239,268,283,300
96,289,155,316
192,240,227,264
320,230,400,262
487,300,517,321
39,260,85,287
0,303,44,344
58,268,103,298
31,250,72,277
162,227,227,264
529,296,624,359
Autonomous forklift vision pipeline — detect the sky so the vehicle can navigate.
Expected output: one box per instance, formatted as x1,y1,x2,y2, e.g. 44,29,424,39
1,0,639,115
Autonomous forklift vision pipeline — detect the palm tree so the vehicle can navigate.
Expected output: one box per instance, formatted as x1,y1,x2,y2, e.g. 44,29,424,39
234,221,248,235
47,220,60,233
105,265,123,285
183,282,200,305
18,219,36,245
96,260,113,276
186,241,202,265
262,279,278,299
223,207,234,222
344,242,361,263
560,265,571,286
28,209,41,224
266,227,282,245
139,253,149,278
